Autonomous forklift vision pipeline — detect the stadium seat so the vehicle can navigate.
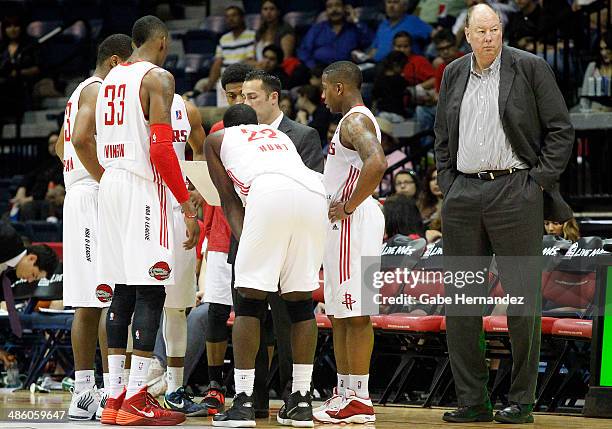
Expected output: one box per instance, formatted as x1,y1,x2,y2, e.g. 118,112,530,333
27,20,62,39
26,221,61,242
195,92,217,107
183,30,218,56
10,221,33,240
551,318,593,339
245,14,262,31
201,15,227,35
283,11,317,36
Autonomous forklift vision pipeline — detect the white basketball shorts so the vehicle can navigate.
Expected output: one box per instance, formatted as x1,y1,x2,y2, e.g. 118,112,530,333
234,174,327,294
63,182,112,307
164,206,197,308
203,251,233,306
97,168,175,286
323,197,385,318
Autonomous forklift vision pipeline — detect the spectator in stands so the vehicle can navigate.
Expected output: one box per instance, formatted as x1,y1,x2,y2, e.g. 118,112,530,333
295,84,331,145
255,0,295,61
0,15,41,127
505,0,573,48
297,0,372,68
545,218,581,242
372,51,409,122
309,64,325,90
579,32,612,109
11,132,65,222
278,93,295,120
324,116,340,154
355,0,433,62
0,221,58,282
393,31,435,88
415,29,463,139
0,348,16,369
383,193,425,239
200,6,255,106
259,44,289,88
393,169,420,198
417,166,443,225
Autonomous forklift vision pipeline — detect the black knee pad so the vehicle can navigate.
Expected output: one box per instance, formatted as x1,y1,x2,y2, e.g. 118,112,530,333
207,303,231,342
234,293,267,320
132,285,166,352
284,298,315,323
107,284,136,349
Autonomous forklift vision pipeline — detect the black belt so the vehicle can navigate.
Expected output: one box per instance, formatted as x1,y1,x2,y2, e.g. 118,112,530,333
461,168,525,181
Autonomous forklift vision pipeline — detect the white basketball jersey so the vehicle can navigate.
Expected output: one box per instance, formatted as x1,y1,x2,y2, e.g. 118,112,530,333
95,61,160,182
323,105,382,204
63,76,103,189
220,124,325,205
170,94,191,208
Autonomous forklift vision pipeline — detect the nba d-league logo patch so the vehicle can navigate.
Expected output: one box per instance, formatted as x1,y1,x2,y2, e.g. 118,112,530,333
175,110,182,120
149,261,171,280
96,284,113,303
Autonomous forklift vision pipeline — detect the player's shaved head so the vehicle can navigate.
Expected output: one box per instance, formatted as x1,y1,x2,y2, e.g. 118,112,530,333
132,15,168,47
322,61,363,89
96,33,133,66
223,104,258,128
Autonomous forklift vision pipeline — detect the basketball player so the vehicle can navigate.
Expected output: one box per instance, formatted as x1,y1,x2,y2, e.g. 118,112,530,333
84,15,197,426
206,104,327,428
198,63,254,415
157,93,209,416
313,61,387,424
58,33,133,421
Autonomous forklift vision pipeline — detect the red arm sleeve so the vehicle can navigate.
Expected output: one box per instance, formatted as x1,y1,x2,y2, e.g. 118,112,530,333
201,201,214,240
149,123,189,204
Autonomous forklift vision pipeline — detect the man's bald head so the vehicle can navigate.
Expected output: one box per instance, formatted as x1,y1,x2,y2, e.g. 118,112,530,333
466,3,502,28
322,61,362,89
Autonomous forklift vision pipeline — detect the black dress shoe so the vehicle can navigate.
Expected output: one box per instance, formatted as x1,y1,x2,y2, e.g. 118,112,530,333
494,403,534,424
443,404,493,423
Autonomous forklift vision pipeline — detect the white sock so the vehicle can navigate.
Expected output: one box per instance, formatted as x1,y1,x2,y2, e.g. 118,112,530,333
108,355,126,399
292,364,313,395
350,374,369,399
74,370,95,395
166,366,184,394
234,369,255,396
126,355,151,399
337,374,349,396
103,373,110,390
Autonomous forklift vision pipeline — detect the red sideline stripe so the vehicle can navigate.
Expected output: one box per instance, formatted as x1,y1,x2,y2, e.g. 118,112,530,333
227,170,250,196
151,163,169,249
338,166,360,283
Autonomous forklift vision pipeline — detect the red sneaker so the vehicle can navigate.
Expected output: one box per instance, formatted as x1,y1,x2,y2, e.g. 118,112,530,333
116,386,186,426
101,388,126,425
313,388,376,424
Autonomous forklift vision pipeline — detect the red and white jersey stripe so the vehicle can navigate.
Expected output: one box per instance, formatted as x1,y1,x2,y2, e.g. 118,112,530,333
322,105,381,205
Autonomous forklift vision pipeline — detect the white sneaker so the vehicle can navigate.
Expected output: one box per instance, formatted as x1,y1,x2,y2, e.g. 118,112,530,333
313,387,343,413
68,387,100,420
313,389,376,424
94,387,108,420
146,357,167,398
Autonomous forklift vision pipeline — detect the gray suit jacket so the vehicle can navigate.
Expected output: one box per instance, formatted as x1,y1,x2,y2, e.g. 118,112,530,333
278,115,324,173
434,46,575,222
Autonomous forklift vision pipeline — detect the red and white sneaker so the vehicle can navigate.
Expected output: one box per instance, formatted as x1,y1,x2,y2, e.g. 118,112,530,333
116,386,186,426
101,387,126,425
313,388,343,414
313,389,376,424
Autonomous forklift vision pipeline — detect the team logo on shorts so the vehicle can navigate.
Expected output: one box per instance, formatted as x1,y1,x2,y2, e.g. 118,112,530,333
96,284,113,303
342,292,356,311
149,261,172,280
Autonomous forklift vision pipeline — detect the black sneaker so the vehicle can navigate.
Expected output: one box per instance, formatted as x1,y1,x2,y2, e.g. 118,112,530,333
200,381,226,415
277,391,313,428
212,392,256,427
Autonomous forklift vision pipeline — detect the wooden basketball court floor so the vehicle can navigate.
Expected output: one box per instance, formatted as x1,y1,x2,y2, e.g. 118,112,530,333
0,391,610,428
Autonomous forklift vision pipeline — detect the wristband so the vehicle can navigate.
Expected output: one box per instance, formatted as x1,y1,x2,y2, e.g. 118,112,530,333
343,202,354,216
184,212,196,219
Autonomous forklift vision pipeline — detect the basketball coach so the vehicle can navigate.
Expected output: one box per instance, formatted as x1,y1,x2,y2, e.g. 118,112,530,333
434,4,574,425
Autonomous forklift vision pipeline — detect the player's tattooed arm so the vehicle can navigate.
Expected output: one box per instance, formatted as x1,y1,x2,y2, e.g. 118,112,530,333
72,82,105,182
329,113,387,223
185,99,205,161
146,68,175,125
204,130,245,238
